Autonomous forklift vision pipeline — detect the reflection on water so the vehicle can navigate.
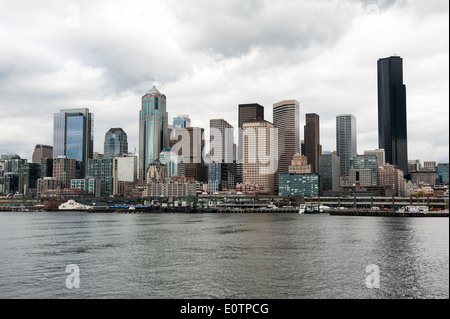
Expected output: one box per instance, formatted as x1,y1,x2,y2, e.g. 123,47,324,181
0,212,448,299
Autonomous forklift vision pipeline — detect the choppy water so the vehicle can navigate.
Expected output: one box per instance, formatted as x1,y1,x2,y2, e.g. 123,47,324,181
0,212,448,299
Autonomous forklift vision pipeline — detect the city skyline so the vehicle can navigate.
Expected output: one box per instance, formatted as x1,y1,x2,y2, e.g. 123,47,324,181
0,1,448,164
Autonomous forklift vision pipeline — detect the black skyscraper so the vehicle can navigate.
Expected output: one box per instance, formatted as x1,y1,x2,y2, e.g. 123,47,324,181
378,56,408,176
237,103,264,164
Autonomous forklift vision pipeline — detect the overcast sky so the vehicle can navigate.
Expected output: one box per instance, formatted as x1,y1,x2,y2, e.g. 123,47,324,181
0,0,448,164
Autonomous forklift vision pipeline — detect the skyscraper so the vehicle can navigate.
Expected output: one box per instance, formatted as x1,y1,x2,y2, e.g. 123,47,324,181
238,104,264,129
210,119,234,163
53,108,93,178
104,128,128,158
209,119,236,193
173,115,191,129
159,147,179,178
238,103,264,163
303,113,321,173
319,152,340,193
243,119,276,195
378,56,408,176
139,86,169,182
171,127,208,182
273,100,300,192
53,156,77,189
32,145,53,163
336,114,357,177
364,149,386,169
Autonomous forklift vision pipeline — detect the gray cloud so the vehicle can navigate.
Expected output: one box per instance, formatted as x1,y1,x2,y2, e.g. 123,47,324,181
0,0,448,164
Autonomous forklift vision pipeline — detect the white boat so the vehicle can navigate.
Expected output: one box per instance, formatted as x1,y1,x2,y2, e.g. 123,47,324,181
299,205,306,214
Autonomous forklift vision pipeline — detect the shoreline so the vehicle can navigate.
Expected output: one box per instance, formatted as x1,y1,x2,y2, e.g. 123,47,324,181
1,208,449,217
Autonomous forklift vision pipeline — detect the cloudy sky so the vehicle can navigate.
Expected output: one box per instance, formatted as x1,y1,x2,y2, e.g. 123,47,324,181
0,0,448,164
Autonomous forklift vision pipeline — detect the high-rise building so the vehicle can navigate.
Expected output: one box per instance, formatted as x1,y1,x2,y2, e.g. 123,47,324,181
208,163,231,193
53,108,93,178
336,114,357,177
209,119,236,192
436,163,449,185
238,103,264,163
378,56,408,176
288,154,312,174
173,115,191,129
210,119,234,164
159,148,178,178
87,158,115,197
112,154,138,196
378,164,406,197
53,156,77,189
349,155,378,187
39,158,53,179
273,100,300,192
19,163,41,196
104,128,128,158
319,152,341,193
32,145,53,163
139,86,169,182
242,120,276,194
171,127,208,182
364,150,386,169
302,113,321,173
238,104,264,130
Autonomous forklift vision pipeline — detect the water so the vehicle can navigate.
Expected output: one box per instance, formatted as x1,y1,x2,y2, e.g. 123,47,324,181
0,212,448,299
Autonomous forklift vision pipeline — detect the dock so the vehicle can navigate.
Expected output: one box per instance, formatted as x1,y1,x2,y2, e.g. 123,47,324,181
329,209,449,218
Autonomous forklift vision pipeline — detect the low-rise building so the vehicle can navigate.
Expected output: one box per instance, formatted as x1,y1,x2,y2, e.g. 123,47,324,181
278,173,320,197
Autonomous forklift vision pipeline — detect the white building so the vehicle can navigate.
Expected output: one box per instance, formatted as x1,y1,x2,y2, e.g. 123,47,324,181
59,199,93,210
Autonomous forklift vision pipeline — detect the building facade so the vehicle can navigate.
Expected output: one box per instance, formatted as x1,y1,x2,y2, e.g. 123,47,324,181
144,177,197,198
171,127,208,182
87,158,115,197
210,119,234,164
378,56,408,176
378,164,406,196
173,115,191,129
53,156,77,189
32,145,53,163
278,173,320,197
302,113,321,173
53,108,93,178
238,103,264,162
436,164,449,185
336,114,357,177
288,154,313,174
319,152,341,193
104,128,128,158
139,86,169,182
71,178,101,197
364,149,386,169
349,155,378,187
273,100,300,191
242,120,276,195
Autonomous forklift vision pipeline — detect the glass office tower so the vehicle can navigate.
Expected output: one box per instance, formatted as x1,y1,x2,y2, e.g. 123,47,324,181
104,128,128,158
336,114,357,177
173,115,191,129
53,108,93,178
378,56,408,176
